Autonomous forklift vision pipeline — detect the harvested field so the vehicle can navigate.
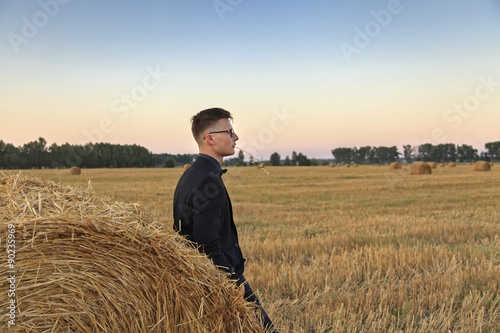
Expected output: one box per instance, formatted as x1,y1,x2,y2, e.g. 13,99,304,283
2,165,499,332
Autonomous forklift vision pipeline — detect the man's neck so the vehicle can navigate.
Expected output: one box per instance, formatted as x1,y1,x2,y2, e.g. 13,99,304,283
198,150,222,164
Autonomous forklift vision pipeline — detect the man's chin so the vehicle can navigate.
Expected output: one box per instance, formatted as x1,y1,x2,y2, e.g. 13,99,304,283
222,149,235,158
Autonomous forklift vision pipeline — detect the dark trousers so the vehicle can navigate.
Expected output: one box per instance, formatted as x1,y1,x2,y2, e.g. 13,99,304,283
241,275,277,333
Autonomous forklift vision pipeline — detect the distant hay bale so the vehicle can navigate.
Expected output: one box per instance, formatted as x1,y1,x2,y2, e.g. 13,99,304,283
409,162,432,175
255,163,266,170
68,166,81,175
0,173,263,332
448,162,457,167
345,164,350,168
427,162,437,169
328,163,336,168
389,162,401,170
474,161,491,172
352,164,358,168
183,163,191,170
439,163,445,168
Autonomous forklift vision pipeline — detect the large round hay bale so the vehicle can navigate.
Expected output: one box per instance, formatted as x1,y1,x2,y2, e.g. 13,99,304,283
448,162,456,167
409,162,432,175
427,162,437,169
474,161,491,172
345,164,350,168
328,163,336,168
390,162,401,170
0,174,263,332
68,166,81,175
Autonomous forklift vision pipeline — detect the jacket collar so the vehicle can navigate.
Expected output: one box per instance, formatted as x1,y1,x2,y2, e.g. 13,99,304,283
197,154,226,176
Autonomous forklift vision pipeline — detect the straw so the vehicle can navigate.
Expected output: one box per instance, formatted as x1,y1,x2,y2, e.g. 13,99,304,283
0,172,264,332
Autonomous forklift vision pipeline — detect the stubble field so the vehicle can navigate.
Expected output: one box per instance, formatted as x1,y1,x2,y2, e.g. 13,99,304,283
15,164,500,332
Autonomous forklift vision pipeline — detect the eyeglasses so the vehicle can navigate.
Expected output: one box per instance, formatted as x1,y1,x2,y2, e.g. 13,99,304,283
203,129,235,140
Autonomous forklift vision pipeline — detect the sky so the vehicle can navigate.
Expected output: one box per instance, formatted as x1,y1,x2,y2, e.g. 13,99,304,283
1,0,499,160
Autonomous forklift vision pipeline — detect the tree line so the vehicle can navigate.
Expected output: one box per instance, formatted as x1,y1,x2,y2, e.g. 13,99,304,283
331,142,499,165
2,138,498,169
0,138,205,169
0,138,156,169
234,151,319,166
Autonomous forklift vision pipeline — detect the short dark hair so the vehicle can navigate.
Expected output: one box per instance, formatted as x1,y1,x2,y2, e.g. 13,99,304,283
191,107,233,141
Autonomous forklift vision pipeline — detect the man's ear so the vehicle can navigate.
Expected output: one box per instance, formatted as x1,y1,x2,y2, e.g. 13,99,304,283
204,134,216,146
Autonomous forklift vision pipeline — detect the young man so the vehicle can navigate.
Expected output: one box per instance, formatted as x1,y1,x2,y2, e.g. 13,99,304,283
173,107,276,331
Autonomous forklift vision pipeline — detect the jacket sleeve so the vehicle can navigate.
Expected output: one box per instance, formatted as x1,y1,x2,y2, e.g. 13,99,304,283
191,178,243,286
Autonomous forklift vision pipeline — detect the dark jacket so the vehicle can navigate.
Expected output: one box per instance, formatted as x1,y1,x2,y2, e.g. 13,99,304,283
173,155,245,285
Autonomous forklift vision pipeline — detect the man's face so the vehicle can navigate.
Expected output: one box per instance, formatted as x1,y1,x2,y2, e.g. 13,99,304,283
206,118,239,157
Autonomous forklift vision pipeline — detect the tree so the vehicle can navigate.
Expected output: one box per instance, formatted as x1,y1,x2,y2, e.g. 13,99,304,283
0,141,20,169
331,147,353,165
435,144,457,162
457,144,478,162
0,140,6,168
270,152,281,166
164,156,176,168
479,151,490,162
403,145,414,163
20,137,48,169
376,146,399,164
417,143,434,162
353,146,371,164
291,151,298,166
237,150,246,166
3,144,20,169
284,155,291,166
155,154,195,167
485,141,500,162
82,143,98,168
222,157,238,166
310,158,319,166
296,152,311,166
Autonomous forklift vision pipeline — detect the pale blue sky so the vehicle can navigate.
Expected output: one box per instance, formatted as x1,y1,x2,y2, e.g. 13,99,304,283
1,0,499,159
